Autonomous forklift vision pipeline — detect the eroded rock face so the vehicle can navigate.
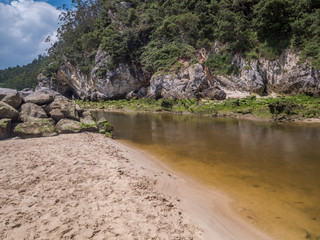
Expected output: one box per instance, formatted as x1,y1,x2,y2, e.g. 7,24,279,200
213,49,320,96
48,48,148,100
148,64,220,99
36,73,58,91
0,88,22,108
0,119,11,139
0,101,19,121
14,119,57,138
20,103,48,122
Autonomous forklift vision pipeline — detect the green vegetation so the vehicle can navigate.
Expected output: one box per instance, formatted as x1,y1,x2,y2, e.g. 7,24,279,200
47,0,320,79
0,55,52,90
76,95,320,121
97,117,114,137
14,119,58,137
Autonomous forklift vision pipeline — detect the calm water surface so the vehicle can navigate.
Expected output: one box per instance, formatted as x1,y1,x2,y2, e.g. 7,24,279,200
93,111,320,239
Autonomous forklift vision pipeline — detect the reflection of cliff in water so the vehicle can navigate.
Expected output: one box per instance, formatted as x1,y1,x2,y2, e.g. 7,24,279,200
94,111,320,240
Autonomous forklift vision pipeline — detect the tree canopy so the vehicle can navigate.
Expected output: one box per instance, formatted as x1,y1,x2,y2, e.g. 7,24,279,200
1,0,319,90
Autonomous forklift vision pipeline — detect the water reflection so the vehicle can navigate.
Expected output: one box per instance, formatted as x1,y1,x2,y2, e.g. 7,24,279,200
92,111,320,239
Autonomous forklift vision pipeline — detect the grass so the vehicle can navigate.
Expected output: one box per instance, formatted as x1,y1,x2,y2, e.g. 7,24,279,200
75,95,320,122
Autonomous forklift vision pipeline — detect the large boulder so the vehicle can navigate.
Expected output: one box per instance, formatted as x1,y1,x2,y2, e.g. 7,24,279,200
201,88,227,100
0,88,22,109
20,103,48,122
0,118,11,139
24,89,55,105
14,119,57,138
0,101,19,121
45,96,79,122
56,119,98,134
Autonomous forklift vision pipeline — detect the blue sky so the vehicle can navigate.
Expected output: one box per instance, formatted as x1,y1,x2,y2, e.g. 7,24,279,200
0,0,72,8
0,0,73,69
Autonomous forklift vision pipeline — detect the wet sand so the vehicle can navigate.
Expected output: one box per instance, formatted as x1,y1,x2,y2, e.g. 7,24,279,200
0,133,271,239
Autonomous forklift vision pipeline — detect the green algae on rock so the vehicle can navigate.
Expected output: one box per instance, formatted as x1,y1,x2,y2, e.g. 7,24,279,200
14,119,58,138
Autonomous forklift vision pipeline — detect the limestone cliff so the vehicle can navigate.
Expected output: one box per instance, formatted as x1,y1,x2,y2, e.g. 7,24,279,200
38,47,319,100
212,49,320,96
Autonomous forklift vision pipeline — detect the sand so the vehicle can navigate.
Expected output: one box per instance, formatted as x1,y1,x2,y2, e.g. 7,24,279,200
0,133,272,240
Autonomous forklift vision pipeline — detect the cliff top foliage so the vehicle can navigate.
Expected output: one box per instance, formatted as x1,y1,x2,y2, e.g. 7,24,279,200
49,0,320,75
1,0,320,89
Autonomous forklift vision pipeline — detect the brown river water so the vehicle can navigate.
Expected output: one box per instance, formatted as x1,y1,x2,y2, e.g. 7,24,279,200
92,111,320,240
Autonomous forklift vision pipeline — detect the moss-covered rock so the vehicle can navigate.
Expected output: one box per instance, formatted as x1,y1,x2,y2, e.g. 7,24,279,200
56,119,98,134
14,119,58,138
0,118,12,139
0,101,19,121
97,117,114,132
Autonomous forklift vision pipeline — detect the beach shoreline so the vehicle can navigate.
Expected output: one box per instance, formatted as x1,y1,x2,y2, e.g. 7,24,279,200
0,133,271,239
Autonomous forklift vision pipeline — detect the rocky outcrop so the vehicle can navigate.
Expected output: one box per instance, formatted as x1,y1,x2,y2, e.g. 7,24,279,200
148,64,226,100
91,48,148,100
212,49,320,96
39,48,148,101
0,88,22,108
38,44,319,100
0,87,106,140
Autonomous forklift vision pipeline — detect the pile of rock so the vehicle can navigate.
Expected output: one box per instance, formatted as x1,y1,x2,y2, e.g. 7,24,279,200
0,87,111,140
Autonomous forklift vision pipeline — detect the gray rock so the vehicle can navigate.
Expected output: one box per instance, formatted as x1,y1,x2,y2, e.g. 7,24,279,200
44,49,148,100
137,87,148,98
14,119,57,138
213,49,320,96
202,88,226,100
24,90,54,105
19,88,34,98
36,73,57,91
20,103,48,122
0,101,19,121
46,96,79,121
0,118,11,139
148,64,208,99
213,90,227,100
56,119,97,134
126,91,137,99
49,108,65,122
0,88,22,109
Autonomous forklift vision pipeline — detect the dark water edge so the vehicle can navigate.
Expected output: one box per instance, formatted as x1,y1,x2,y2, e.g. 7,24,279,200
92,111,320,240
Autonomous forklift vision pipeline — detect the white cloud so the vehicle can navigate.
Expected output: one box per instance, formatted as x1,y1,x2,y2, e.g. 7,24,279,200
0,0,62,69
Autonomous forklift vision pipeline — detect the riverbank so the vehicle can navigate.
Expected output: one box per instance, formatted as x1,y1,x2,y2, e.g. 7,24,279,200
75,94,320,123
0,133,271,239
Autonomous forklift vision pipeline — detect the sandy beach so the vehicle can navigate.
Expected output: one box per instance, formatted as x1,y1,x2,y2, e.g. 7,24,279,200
0,133,271,240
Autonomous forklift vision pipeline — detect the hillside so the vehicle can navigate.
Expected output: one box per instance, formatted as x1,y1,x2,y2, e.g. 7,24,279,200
0,55,51,90
2,0,320,98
